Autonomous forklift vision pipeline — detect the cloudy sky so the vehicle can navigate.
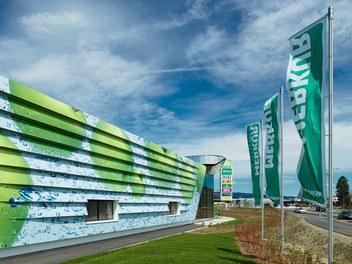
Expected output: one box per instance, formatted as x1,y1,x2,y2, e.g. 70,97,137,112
0,0,351,196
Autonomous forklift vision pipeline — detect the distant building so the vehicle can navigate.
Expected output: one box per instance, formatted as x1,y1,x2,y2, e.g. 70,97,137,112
231,198,274,208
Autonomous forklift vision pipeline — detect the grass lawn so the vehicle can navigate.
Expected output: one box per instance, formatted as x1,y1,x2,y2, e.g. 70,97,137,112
62,232,257,264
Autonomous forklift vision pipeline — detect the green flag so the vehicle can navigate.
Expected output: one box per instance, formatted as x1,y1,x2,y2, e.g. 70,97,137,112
264,94,280,205
246,123,262,206
286,16,327,206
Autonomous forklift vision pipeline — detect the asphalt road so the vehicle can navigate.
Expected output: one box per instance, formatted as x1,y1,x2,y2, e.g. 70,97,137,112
287,210,352,237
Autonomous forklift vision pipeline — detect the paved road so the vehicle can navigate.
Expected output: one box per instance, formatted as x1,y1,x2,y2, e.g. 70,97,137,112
288,210,352,237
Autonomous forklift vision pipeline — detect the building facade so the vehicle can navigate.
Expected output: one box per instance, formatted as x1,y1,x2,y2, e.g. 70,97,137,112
0,75,206,258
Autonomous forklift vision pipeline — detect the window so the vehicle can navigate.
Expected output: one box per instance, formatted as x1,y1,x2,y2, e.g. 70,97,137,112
168,202,180,215
86,200,116,222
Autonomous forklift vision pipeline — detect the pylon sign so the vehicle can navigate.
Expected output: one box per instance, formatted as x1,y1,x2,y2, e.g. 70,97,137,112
221,159,233,201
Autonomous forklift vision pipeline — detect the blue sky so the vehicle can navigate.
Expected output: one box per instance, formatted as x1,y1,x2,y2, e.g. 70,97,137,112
0,0,351,196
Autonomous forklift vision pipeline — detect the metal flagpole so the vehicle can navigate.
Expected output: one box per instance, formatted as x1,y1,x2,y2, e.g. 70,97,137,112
328,6,334,264
260,118,265,240
280,87,284,254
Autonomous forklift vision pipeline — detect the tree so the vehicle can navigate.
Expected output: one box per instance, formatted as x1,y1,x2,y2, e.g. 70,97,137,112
336,176,351,208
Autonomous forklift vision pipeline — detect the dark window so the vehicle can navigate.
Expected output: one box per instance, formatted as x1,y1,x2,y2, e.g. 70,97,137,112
168,202,180,215
86,200,114,222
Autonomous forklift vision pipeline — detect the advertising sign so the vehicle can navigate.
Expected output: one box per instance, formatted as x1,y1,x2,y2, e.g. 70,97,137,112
286,16,327,206
220,159,233,201
264,94,281,205
246,123,262,206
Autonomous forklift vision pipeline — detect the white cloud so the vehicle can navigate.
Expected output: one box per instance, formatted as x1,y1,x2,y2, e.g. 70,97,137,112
10,49,170,124
11,55,74,86
185,0,352,89
333,122,352,171
1,8,172,126
187,26,229,64
20,11,88,38
155,0,213,30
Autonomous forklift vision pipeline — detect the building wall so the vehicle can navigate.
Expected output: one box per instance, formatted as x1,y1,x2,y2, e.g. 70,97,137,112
0,75,205,256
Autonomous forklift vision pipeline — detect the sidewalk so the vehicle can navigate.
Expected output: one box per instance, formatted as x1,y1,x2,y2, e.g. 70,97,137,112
194,216,235,227
1,216,234,264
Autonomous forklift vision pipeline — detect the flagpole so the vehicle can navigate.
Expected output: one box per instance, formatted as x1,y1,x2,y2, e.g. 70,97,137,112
280,87,284,254
260,118,265,240
328,6,334,264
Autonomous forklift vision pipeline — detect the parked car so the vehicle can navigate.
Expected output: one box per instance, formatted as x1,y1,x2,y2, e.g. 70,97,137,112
316,206,326,212
337,210,352,220
294,207,307,214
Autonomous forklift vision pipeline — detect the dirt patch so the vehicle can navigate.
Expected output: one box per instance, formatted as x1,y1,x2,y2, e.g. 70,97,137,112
192,208,352,263
273,216,352,263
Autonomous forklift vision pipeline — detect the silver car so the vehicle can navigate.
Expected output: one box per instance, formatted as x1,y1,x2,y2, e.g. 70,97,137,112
294,207,307,214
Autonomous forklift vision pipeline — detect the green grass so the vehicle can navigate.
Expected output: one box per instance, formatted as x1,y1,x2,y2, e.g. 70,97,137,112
62,232,257,264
